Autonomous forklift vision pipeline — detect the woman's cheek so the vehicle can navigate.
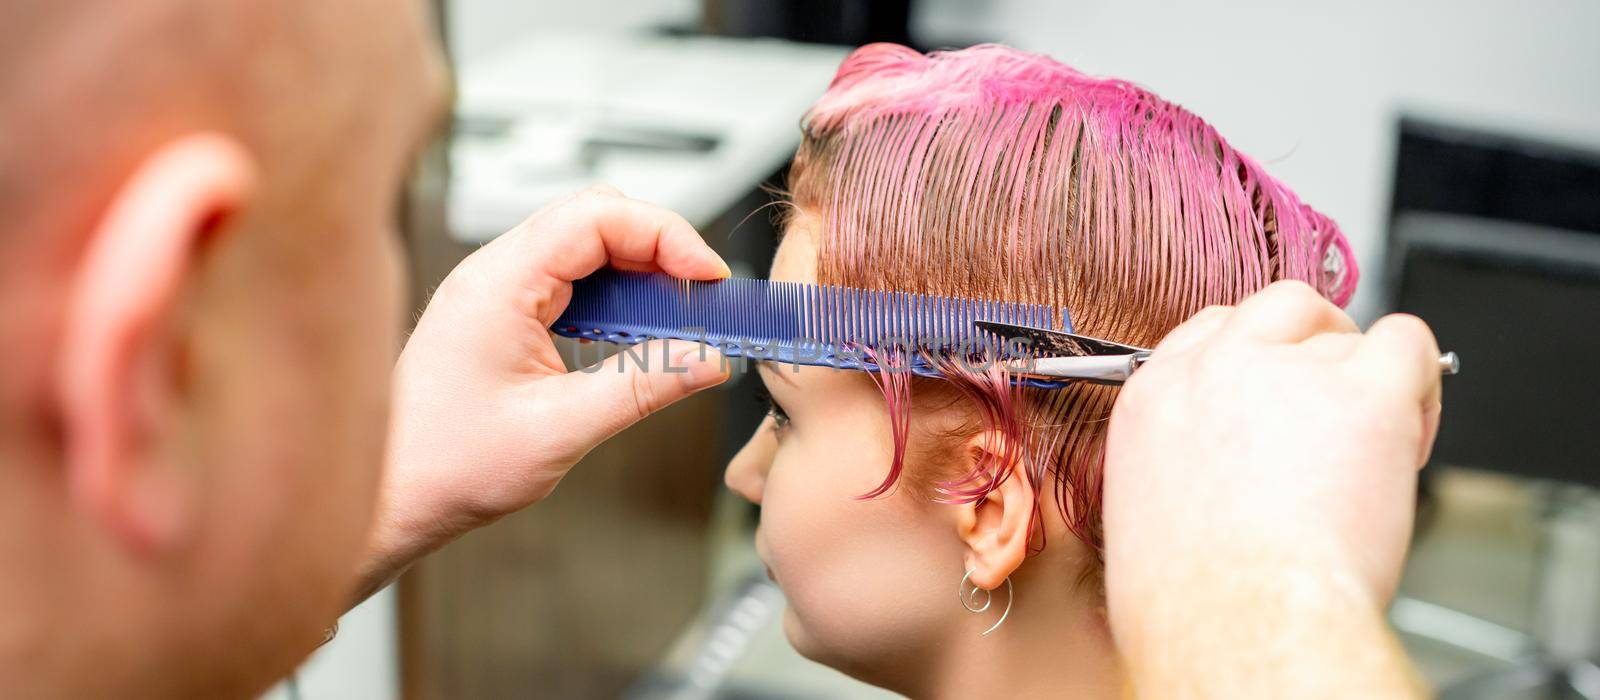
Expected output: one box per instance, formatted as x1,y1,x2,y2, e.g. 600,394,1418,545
760,440,854,595
757,448,816,585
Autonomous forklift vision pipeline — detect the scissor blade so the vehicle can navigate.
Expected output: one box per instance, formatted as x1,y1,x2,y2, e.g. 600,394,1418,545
1028,354,1145,384
973,320,1149,357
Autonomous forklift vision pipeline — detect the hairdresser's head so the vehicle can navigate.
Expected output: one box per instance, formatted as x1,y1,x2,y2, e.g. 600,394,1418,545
725,43,1354,694
0,0,446,695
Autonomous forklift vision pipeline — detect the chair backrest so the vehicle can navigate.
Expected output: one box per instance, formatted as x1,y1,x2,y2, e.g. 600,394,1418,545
1389,212,1600,485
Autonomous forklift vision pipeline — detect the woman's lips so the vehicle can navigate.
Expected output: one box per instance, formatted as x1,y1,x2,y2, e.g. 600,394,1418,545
755,530,776,584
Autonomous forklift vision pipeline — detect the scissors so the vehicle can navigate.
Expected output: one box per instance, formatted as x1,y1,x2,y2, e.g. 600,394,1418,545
975,320,1461,386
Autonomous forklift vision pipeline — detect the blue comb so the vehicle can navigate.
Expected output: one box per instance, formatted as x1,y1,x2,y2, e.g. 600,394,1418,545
552,269,1076,389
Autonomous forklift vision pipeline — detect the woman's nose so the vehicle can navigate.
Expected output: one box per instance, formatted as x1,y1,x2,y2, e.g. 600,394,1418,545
724,421,777,505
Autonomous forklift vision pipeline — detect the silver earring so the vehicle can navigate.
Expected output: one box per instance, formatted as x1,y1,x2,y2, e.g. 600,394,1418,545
959,568,1014,636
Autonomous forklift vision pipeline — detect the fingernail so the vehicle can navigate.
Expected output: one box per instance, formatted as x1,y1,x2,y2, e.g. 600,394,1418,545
675,345,728,389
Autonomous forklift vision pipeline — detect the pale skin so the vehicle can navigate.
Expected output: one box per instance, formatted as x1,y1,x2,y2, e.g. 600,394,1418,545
722,225,1124,698
3,0,1441,695
1105,284,1441,698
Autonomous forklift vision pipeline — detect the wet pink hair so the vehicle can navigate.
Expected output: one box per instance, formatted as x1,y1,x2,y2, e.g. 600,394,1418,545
787,44,1356,556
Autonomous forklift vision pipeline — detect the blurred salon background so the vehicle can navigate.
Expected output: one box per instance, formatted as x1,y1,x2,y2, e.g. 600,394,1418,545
269,1,1600,697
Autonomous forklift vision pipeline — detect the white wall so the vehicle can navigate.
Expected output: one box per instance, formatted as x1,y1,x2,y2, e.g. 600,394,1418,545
447,0,698,62
917,0,1600,320
261,587,399,700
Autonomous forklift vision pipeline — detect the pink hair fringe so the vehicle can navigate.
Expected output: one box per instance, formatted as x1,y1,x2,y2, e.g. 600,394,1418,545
791,43,1357,556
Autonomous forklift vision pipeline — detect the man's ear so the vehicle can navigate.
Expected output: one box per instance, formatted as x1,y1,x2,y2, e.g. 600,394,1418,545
58,133,257,557
954,430,1035,591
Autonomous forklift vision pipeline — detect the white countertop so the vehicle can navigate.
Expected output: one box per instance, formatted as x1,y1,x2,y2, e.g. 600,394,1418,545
448,31,848,241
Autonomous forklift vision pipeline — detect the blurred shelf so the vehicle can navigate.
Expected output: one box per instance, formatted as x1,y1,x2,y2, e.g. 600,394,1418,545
449,30,848,240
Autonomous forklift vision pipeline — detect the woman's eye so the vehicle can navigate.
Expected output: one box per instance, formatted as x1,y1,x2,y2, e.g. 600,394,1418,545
754,385,791,431
765,401,791,430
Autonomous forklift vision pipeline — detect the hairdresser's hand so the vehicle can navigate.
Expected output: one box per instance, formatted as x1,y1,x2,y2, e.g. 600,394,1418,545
355,187,731,601
1102,281,1441,698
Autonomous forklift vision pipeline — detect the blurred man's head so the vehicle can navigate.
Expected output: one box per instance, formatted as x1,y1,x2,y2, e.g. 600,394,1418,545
0,0,448,694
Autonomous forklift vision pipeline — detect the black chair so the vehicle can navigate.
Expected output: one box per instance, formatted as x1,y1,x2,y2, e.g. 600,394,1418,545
1386,212,1600,699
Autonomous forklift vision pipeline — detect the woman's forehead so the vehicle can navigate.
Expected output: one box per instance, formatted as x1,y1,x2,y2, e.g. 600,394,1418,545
770,219,819,284
764,213,873,392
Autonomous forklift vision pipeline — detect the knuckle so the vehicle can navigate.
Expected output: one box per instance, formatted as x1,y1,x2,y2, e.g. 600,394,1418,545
536,186,619,223
1284,281,1327,307
1193,344,1232,376
1191,304,1232,324
1381,312,1430,335
580,184,624,200
1116,369,1161,406
626,360,663,416
566,185,632,224
1266,279,1318,297
1379,313,1440,350
1245,280,1326,318
527,188,592,221
1161,306,1223,342
1254,279,1319,307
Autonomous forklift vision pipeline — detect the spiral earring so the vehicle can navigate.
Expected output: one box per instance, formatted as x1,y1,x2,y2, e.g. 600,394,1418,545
959,568,1014,636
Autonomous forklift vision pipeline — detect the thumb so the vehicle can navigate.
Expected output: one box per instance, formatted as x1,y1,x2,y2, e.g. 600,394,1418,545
546,339,730,448
1418,399,1442,469
1353,313,1442,409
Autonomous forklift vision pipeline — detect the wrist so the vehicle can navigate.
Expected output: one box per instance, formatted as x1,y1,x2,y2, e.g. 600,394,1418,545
1113,539,1373,640
1111,555,1417,698
349,447,485,606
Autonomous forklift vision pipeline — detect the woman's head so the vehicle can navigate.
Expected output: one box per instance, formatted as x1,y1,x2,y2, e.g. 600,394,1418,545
724,43,1354,690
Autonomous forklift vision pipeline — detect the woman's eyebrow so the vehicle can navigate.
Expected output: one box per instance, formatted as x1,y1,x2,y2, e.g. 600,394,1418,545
756,362,798,388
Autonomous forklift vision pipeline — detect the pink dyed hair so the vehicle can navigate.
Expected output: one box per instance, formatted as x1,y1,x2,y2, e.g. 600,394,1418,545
786,44,1356,556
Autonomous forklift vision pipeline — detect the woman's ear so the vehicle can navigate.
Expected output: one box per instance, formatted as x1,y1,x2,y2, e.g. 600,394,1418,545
57,133,257,558
954,430,1035,591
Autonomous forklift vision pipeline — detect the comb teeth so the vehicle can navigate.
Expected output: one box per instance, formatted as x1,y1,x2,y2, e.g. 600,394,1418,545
553,269,1074,387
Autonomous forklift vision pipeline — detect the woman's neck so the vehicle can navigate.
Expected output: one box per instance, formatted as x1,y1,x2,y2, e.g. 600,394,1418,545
921,568,1126,700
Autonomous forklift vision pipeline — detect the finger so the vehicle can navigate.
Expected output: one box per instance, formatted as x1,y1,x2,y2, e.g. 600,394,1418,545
1296,330,1361,363
538,339,730,449
1149,305,1234,359
521,187,732,285
1225,280,1358,344
1418,400,1442,469
1352,313,1444,410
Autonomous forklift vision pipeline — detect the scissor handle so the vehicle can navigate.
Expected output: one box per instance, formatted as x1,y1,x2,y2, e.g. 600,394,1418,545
1030,350,1457,385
